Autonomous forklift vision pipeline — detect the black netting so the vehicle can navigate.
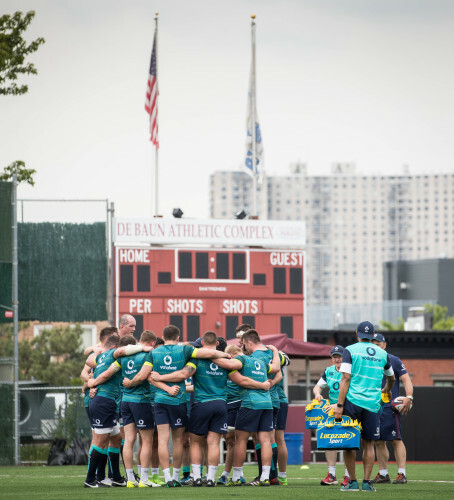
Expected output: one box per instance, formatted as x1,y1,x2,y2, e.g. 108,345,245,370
18,223,107,321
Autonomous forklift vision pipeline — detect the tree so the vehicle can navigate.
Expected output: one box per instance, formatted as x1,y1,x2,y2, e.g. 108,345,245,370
0,11,45,96
0,323,86,385
423,303,454,330
380,303,454,331
379,317,405,331
0,160,36,185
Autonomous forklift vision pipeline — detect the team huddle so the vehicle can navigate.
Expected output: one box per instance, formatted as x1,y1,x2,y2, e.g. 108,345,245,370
80,317,290,488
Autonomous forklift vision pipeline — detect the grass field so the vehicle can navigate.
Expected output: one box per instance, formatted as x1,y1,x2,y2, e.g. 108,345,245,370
1,463,453,499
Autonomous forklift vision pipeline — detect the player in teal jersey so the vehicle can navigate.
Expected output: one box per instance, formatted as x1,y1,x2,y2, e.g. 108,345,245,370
149,337,166,485
217,344,244,485
313,345,350,487
246,345,284,486
222,330,281,487
80,327,119,486
86,334,155,488
123,325,231,488
274,351,290,486
83,334,126,487
153,332,271,487
90,332,163,487
334,321,395,492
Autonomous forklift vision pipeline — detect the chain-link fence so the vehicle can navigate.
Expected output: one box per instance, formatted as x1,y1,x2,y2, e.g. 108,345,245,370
0,382,91,465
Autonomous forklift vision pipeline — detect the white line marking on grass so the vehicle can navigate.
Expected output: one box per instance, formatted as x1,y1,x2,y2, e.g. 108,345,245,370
297,477,454,484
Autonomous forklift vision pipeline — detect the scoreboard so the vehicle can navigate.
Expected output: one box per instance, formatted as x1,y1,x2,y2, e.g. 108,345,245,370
113,218,306,341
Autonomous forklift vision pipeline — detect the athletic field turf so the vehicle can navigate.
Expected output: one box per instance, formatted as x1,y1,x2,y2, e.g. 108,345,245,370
1,463,453,499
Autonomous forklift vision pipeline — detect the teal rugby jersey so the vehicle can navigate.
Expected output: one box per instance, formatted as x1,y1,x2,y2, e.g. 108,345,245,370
149,381,156,404
144,344,197,405
189,358,228,403
321,365,342,404
234,353,272,410
226,376,242,404
251,348,282,409
93,348,122,401
276,366,288,404
115,352,151,404
341,342,394,412
84,387,90,408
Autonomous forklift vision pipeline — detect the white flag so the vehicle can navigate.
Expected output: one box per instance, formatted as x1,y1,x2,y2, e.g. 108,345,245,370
244,65,263,179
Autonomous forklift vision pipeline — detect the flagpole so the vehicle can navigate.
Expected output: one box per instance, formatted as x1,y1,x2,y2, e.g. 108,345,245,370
153,13,159,216
250,14,257,217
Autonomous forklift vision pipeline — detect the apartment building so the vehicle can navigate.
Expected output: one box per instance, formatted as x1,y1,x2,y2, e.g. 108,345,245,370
210,164,454,308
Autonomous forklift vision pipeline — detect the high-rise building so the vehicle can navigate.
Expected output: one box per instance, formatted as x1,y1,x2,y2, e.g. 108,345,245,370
210,170,267,220
210,164,454,308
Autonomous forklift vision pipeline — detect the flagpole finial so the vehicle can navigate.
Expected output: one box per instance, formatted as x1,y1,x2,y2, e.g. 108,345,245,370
155,12,159,17
251,14,256,19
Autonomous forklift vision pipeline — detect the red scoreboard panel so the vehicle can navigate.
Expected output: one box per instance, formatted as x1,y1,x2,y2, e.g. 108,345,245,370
114,246,305,341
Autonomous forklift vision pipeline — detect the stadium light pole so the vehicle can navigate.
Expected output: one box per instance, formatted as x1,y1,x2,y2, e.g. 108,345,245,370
12,174,20,465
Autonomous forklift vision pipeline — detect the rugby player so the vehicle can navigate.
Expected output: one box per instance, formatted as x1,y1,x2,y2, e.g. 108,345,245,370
122,325,231,487
223,330,281,487
274,350,291,486
313,345,350,487
80,327,119,485
83,334,131,488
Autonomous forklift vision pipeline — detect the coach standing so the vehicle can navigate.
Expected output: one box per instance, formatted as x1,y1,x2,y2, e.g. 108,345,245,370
333,321,395,492
371,333,413,485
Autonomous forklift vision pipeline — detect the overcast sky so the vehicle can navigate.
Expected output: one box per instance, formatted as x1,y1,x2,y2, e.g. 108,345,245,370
2,0,454,223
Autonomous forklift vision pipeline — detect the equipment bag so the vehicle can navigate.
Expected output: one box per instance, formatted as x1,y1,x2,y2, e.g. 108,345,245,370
304,398,330,429
316,415,361,450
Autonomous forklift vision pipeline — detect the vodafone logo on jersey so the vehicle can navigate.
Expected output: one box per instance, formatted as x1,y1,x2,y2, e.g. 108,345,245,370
164,355,172,365
127,360,134,370
221,299,259,315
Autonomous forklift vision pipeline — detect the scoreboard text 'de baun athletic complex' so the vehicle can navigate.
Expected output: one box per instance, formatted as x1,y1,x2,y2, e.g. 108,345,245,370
113,217,306,342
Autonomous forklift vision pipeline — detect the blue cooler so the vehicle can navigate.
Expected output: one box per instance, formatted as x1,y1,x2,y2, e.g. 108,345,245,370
285,433,303,465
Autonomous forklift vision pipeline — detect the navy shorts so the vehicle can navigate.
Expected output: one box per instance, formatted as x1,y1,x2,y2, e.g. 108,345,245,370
89,395,118,430
85,405,91,424
235,407,274,433
272,406,280,429
379,405,402,441
189,400,228,436
275,402,288,431
227,401,241,430
120,401,154,429
154,402,188,429
343,399,380,440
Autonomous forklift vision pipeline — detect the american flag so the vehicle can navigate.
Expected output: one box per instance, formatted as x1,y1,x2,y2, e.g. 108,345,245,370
145,35,159,147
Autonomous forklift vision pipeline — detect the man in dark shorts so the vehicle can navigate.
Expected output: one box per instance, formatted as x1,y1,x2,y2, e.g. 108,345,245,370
123,325,230,488
334,321,395,492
